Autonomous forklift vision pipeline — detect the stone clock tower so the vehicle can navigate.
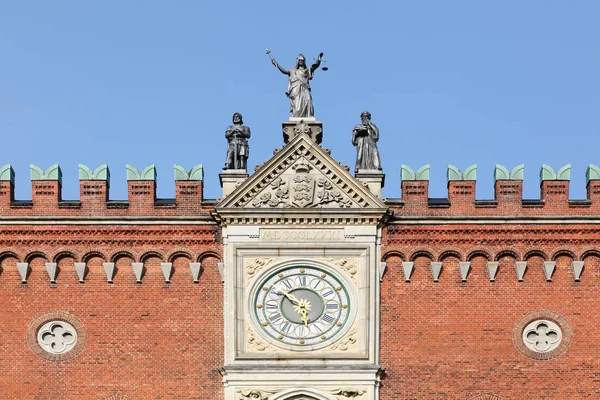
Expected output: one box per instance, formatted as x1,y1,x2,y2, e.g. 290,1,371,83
215,131,387,400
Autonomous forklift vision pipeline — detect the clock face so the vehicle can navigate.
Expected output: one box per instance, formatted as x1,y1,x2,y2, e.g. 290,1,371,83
253,265,352,349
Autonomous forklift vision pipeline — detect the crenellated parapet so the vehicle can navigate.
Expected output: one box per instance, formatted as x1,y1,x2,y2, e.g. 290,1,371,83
494,164,524,205
0,165,15,209
395,163,600,216
0,163,207,216
586,164,600,202
7,160,600,217
78,164,110,181
447,164,477,205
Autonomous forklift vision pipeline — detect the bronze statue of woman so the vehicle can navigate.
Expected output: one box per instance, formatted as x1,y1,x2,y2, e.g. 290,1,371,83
267,50,323,119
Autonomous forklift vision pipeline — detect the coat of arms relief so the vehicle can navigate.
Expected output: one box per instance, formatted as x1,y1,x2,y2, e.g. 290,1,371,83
251,158,353,209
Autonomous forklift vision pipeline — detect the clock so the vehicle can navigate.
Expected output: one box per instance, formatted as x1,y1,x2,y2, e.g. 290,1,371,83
251,264,355,350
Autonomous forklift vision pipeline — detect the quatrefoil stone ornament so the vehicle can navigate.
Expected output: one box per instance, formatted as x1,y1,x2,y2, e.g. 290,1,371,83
522,320,562,353
37,321,78,355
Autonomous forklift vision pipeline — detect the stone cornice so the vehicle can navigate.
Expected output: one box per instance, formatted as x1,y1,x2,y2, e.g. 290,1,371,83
389,215,600,225
213,207,389,226
0,216,216,225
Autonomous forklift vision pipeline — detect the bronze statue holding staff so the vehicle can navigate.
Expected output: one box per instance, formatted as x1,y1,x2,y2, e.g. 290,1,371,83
266,49,324,119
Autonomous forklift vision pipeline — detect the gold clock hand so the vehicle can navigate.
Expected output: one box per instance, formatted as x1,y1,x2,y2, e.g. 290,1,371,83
274,285,301,305
299,307,309,326
286,292,301,304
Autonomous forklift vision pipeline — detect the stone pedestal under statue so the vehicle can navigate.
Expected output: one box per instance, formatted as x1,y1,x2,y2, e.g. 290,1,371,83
220,169,249,198
355,169,385,198
282,118,323,145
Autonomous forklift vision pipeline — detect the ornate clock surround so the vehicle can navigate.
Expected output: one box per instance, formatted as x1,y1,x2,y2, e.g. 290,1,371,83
248,259,359,352
231,245,373,361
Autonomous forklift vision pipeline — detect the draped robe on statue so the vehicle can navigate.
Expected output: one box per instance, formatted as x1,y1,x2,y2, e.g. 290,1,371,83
352,122,382,171
286,67,314,118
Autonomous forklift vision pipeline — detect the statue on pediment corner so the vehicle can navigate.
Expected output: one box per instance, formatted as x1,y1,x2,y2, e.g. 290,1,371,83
224,112,251,171
352,111,382,173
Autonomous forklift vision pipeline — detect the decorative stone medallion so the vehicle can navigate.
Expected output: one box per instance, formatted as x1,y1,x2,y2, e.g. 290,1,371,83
37,320,78,354
27,311,86,361
522,320,562,353
513,310,572,360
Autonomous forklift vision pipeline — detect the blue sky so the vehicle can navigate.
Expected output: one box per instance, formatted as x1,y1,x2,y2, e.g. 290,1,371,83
1,1,599,201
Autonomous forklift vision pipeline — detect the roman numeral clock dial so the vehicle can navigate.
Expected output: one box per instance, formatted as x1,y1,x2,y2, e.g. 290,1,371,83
253,266,353,350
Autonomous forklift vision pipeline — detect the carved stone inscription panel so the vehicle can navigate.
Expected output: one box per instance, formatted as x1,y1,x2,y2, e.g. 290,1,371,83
259,229,344,242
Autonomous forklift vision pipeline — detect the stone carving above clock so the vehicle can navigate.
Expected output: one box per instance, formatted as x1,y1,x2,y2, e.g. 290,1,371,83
215,133,387,212
251,158,353,209
246,258,358,286
321,258,358,284
245,258,282,284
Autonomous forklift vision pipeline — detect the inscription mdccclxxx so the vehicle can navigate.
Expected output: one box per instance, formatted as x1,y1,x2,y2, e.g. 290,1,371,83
260,229,344,241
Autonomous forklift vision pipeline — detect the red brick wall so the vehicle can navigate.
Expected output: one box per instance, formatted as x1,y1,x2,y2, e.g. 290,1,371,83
0,225,223,399
0,179,207,217
380,224,600,399
3,173,600,399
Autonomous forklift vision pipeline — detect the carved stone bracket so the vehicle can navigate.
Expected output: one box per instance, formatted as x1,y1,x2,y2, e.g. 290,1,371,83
328,327,357,352
245,258,282,284
246,326,278,352
283,119,323,144
328,388,367,399
236,388,280,400
321,258,358,284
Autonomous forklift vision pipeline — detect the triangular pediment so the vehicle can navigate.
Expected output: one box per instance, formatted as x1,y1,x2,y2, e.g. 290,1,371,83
216,133,387,215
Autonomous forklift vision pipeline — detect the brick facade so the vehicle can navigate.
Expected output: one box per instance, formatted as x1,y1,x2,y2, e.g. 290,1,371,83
1,161,600,399
0,222,223,399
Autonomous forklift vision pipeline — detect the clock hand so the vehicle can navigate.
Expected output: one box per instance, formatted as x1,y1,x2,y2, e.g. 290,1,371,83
274,285,301,305
299,306,309,326
295,298,311,326
275,285,311,324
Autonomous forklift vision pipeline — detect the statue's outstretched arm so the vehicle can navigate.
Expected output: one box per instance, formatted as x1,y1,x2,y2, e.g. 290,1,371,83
274,60,289,75
311,53,323,73
266,50,289,75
